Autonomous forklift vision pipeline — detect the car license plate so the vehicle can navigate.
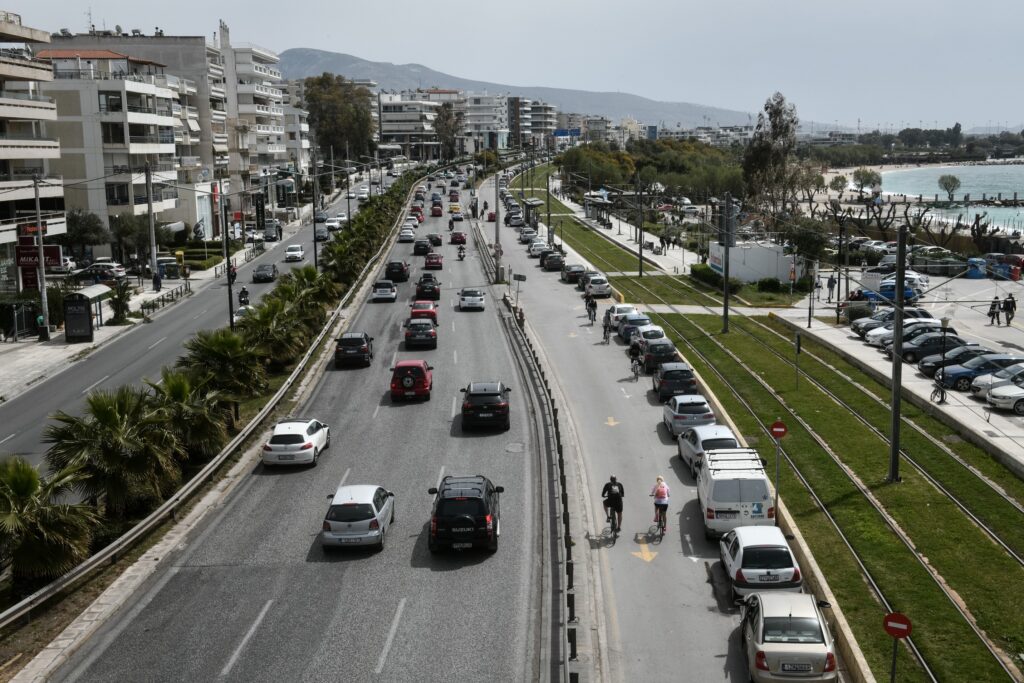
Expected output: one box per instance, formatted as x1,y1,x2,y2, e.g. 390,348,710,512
341,537,361,544
781,663,813,673
278,454,294,461
452,543,472,549
759,575,781,582
716,511,737,519
478,413,492,418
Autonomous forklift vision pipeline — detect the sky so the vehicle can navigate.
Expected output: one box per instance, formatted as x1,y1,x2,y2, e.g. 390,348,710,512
19,0,1023,132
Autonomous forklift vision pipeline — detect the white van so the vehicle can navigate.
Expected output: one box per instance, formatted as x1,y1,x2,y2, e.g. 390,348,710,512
697,448,773,539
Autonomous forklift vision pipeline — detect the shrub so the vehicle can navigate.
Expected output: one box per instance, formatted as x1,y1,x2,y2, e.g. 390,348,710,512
843,302,874,323
757,277,782,292
690,263,743,294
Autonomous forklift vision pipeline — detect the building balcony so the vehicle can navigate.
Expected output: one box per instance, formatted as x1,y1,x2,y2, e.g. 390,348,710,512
207,59,224,77
185,105,199,119
237,83,283,101
0,91,56,121
210,108,226,122
299,122,309,133
256,143,286,154
234,43,279,64
0,12,50,43
0,175,63,202
0,49,53,82
0,134,60,160
235,61,282,81
178,155,202,168
209,83,226,99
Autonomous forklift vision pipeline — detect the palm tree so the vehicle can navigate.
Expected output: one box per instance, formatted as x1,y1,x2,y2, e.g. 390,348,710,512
108,278,132,323
270,265,338,337
237,297,307,369
145,368,228,462
43,386,182,518
177,328,267,423
0,457,97,594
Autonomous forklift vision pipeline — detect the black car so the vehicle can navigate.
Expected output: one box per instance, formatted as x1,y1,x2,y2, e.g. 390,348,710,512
652,362,698,402
642,339,680,373
892,332,969,364
416,275,442,300
538,250,556,267
460,381,512,430
252,264,278,283
404,317,438,349
427,233,443,246
427,475,503,553
561,264,586,283
917,344,990,377
413,239,432,255
385,260,410,282
314,212,328,223
544,253,565,271
335,332,374,368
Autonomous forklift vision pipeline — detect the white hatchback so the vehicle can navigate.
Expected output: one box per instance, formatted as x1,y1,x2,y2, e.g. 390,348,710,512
586,277,613,298
285,244,305,261
720,526,803,598
262,418,330,466
459,287,486,310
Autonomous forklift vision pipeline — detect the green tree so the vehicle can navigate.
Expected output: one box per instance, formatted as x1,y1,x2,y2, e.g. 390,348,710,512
742,92,799,221
108,278,132,324
851,167,882,196
237,297,307,369
794,162,825,213
434,102,460,161
55,209,110,259
145,368,228,461
0,457,97,594
303,73,376,160
177,328,267,410
43,386,182,518
938,174,961,202
828,175,848,201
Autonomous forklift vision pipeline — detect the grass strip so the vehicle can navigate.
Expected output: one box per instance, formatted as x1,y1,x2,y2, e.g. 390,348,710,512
558,218,639,273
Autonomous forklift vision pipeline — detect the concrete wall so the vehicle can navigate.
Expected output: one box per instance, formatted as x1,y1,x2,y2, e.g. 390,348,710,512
709,241,795,284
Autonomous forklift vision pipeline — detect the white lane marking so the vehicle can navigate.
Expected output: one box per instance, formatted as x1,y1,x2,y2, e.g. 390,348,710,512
453,349,458,365
337,468,350,489
450,396,457,418
220,599,274,677
81,375,110,395
436,467,446,490
192,308,208,320
372,403,381,419
451,320,455,332
374,598,407,674
620,387,632,399
390,351,398,368
147,336,167,350
0,433,14,445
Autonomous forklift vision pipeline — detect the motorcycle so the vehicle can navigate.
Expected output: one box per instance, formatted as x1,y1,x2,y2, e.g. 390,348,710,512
238,290,250,306
448,219,455,231
458,248,466,261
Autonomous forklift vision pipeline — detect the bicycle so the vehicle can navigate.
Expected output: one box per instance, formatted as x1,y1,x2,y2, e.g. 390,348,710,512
604,503,620,535
631,357,642,382
602,323,611,344
650,496,667,538
930,380,947,404
588,306,597,325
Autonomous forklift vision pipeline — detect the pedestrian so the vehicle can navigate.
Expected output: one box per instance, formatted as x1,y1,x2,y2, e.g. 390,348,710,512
814,276,823,301
988,296,1001,326
152,272,162,292
1003,294,1017,326
827,273,837,302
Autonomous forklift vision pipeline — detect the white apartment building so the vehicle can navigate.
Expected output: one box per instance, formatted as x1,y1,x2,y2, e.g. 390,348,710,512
0,11,65,294
464,93,508,152
530,101,557,149
379,93,440,161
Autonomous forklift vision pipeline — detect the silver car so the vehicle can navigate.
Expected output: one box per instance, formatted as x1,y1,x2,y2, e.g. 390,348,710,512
372,279,398,302
970,362,1024,400
459,287,486,310
677,424,739,479
321,484,395,550
662,394,716,435
740,592,838,682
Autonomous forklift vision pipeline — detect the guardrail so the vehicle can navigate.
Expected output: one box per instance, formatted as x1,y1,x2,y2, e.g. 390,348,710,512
139,281,191,315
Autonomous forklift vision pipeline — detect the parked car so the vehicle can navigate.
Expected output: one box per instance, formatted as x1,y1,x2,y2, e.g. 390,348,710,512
852,307,933,337
677,424,739,479
720,526,803,599
252,263,278,283
389,360,433,401
889,331,968,363
578,271,601,291
427,475,503,553
460,381,512,430
739,593,838,683
641,338,679,373
917,344,990,377
618,313,653,341
987,377,1024,415
262,418,330,466
662,394,716,435
881,323,958,352
651,361,697,401
864,318,940,347
404,317,438,349
604,304,639,328
335,331,374,368
629,324,666,350
970,362,1024,400
544,253,565,271
561,264,586,283
587,276,613,297
321,484,394,551
936,354,1024,391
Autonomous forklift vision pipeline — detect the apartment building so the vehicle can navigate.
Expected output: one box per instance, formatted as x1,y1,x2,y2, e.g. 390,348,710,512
464,93,508,152
529,101,557,149
582,116,611,143
379,92,440,162
0,11,65,294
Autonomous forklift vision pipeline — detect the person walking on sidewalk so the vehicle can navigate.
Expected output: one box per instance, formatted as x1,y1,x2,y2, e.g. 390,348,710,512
827,273,837,302
988,296,1002,326
152,272,162,292
1003,294,1017,326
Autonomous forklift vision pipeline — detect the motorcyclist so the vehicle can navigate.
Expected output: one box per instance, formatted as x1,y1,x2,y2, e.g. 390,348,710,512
228,264,237,285
449,217,455,231
458,245,466,260
238,286,249,306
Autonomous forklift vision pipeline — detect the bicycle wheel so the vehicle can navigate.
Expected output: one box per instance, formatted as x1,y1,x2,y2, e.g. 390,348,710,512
931,387,945,403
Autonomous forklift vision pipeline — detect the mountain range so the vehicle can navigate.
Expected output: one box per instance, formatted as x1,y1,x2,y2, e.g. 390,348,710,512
278,48,755,129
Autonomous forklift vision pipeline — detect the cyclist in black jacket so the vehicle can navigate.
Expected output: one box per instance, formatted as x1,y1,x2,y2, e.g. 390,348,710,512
602,476,624,531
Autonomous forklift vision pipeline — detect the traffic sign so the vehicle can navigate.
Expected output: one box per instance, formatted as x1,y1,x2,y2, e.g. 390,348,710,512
883,612,912,639
770,420,788,439
513,273,526,282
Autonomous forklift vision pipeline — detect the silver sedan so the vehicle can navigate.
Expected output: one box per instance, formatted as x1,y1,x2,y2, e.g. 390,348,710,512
662,394,716,435
321,484,395,550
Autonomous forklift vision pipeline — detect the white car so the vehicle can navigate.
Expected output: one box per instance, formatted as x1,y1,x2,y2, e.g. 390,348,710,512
586,276,613,298
336,212,348,224
372,279,398,302
681,206,699,216
285,244,304,261
262,418,330,466
357,191,370,202
720,526,802,598
459,287,485,310
987,378,1024,415
863,319,933,347
528,241,548,257
49,256,76,274
398,229,416,243
605,304,638,326
324,218,341,231
321,484,395,550
677,424,739,479
519,229,538,244
629,324,666,347
232,305,255,324
347,190,356,198
971,362,1024,400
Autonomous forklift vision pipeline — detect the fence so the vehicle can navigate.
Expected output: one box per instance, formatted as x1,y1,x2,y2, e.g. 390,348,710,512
139,280,191,315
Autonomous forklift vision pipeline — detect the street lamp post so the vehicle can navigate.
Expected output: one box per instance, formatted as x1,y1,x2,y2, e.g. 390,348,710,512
940,315,950,366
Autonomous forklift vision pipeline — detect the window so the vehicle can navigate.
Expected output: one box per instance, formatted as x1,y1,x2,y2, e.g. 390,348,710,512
702,438,738,451
762,617,824,644
269,434,304,445
712,479,770,503
437,499,484,516
742,546,793,570
326,503,375,523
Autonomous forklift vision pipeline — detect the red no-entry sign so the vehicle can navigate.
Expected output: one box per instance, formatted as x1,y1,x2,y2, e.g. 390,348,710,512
883,612,912,639
770,420,787,439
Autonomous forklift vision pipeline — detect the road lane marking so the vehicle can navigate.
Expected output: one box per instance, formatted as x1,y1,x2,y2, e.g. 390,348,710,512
451,320,455,332
631,541,657,562
605,416,620,427
374,597,407,674
337,468,350,488
0,433,14,446
453,349,458,365
450,396,457,418
435,467,445,490
147,336,167,350
220,599,274,677
372,404,381,419
390,351,397,368
81,375,110,395
192,308,208,320
620,387,631,399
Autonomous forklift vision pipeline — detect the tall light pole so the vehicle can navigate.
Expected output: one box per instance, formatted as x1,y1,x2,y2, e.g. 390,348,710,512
33,175,49,339
311,148,319,270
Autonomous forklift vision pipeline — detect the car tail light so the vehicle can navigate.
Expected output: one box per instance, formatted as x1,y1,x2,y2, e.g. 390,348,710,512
369,518,379,530
300,442,313,450
429,330,436,337
391,381,398,390
792,566,801,582
496,402,508,412
263,443,273,451
462,401,472,410
768,506,775,519
405,331,412,338
703,412,714,419
755,651,769,671
430,515,437,537
735,568,745,584
706,507,715,519
485,514,494,537
322,521,331,531
359,345,368,352
823,652,836,672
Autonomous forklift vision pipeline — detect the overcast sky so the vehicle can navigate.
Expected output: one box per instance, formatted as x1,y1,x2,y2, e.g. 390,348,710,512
21,0,1022,131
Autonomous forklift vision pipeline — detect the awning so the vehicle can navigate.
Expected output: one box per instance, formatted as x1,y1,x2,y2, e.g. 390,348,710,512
213,143,228,153
164,221,186,233
75,284,112,301
186,119,200,132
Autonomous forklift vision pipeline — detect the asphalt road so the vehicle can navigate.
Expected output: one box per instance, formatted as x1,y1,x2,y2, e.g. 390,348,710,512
0,184,381,468
52,177,543,681
486,174,748,682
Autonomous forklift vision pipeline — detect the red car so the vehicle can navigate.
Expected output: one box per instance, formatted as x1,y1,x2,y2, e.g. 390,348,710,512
431,205,444,217
450,231,466,245
424,253,443,270
411,205,423,216
410,300,439,324
390,360,433,401
487,211,496,222
409,212,425,223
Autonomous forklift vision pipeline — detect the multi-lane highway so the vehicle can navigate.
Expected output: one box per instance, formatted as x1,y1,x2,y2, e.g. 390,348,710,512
51,176,545,681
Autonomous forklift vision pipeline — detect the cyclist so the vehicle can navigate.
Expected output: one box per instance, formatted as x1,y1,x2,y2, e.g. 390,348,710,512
629,342,642,379
601,476,624,532
585,295,597,324
650,475,670,533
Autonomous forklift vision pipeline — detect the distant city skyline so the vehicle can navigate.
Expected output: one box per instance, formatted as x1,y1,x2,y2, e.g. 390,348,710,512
18,0,1024,132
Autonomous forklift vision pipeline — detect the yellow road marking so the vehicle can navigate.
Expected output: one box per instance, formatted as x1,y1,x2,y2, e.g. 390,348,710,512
631,541,657,562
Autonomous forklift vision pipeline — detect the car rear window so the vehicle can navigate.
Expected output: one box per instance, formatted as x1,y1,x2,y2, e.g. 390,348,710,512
675,403,710,415
269,434,304,445
629,317,652,327
641,329,664,339
375,281,392,289
662,370,692,381
394,366,424,378
711,479,769,503
701,438,738,451
762,617,824,644
467,393,503,406
437,498,485,516
741,546,793,570
462,289,483,297
326,503,375,523
338,338,366,348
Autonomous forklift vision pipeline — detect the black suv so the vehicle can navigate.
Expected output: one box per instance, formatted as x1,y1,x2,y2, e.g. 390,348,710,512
416,274,442,300
460,381,512,430
335,332,374,368
427,475,503,553
385,260,410,282
413,239,432,255
651,361,697,402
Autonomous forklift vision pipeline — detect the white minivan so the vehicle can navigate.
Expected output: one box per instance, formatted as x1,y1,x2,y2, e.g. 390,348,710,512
697,448,773,539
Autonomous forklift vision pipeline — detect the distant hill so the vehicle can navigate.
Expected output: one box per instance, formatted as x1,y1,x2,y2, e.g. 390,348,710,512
278,48,754,129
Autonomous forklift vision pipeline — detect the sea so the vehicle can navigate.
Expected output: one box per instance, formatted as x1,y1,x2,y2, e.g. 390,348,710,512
880,162,1024,232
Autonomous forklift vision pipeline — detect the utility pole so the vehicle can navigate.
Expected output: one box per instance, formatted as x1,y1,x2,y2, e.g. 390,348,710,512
221,179,235,331
636,173,644,277
494,165,502,283
887,224,909,483
312,148,319,270
33,175,49,339
722,192,733,333
329,145,336,195
145,162,157,276
345,142,352,226
547,172,552,247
